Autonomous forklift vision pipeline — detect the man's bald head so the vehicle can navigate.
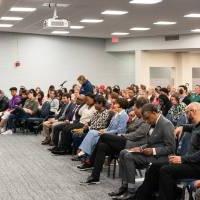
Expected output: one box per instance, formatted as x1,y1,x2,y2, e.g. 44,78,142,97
186,102,200,112
186,102,200,123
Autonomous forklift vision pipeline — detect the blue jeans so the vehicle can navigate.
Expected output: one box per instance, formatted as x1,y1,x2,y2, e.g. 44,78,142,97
79,130,100,155
7,112,31,131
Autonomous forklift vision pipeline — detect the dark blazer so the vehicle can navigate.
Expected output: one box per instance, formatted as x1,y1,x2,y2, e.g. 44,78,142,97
55,103,68,120
145,115,176,156
64,103,76,121
182,123,200,164
71,103,84,123
56,103,76,122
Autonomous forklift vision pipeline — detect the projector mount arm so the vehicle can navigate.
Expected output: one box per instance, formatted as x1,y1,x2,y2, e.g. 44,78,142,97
48,0,58,19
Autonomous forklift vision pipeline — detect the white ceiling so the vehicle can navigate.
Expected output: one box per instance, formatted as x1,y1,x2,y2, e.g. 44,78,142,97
0,0,200,38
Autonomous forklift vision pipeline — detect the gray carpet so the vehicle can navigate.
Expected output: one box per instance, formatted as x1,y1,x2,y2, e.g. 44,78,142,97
0,133,122,200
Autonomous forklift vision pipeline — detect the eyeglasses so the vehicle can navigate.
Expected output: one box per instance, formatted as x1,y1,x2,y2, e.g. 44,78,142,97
185,109,195,114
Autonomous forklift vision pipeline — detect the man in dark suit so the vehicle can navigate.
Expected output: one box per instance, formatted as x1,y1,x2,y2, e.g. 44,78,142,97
136,102,200,200
110,103,175,200
49,95,85,150
41,93,76,145
158,102,200,200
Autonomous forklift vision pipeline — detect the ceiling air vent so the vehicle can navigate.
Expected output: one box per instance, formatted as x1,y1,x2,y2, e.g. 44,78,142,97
165,35,180,41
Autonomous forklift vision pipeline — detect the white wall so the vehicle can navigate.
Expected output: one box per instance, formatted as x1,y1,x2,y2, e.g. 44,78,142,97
105,33,200,88
0,32,135,95
134,51,200,89
106,34,200,52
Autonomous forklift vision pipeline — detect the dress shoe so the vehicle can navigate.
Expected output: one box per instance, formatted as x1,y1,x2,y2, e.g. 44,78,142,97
49,141,54,146
108,186,128,197
71,155,82,161
41,138,51,145
80,176,100,185
51,149,72,155
71,154,86,161
48,147,58,152
77,163,93,171
112,190,136,200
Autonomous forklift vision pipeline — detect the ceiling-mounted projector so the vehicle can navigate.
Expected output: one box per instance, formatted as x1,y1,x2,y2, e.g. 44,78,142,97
43,2,70,29
43,18,69,28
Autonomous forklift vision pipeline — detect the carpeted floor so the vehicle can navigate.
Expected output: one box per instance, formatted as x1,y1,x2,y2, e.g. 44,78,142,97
0,133,124,200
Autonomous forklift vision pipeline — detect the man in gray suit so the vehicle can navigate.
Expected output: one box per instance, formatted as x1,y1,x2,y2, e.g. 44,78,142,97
109,103,175,200
79,97,150,184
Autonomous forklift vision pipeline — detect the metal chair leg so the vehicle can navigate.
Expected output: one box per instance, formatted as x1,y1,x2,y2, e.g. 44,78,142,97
181,186,186,200
113,158,117,179
107,157,111,177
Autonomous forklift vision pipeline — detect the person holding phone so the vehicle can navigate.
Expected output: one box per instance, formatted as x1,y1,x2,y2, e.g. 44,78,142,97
136,102,200,200
109,103,175,200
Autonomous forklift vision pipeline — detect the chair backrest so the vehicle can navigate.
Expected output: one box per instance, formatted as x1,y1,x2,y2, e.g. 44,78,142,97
40,101,51,118
176,131,192,156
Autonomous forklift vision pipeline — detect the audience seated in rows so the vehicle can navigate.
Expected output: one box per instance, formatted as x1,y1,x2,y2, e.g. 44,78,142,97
50,93,96,155
135,102,200,200
0,87,21,133
41,93,75,145
72,95,111,158
2,76,200,200
108,104,175,200
78,97,150,182
76,97,129,169
48,95,85,152
3,89,38,135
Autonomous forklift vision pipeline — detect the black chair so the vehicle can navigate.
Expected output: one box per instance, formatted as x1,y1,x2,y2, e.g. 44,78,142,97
25,102,54,134
107,154,118,179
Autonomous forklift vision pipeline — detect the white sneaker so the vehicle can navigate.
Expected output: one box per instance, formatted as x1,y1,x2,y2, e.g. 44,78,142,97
1,130,13,135
0,127,6,134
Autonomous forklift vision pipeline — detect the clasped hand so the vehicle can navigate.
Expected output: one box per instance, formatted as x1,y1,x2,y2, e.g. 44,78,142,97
128,147,153,156
168,155,182,164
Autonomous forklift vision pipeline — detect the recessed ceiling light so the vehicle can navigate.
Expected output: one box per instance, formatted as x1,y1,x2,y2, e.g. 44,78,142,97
153,21,176,25
130,0,162,4
80,19,104,23
0,24,13,27
130,27,150,31
184,13,200,18
111,32,130,36
70,26,85,29
1,17,23,21
51,31,70,34
191,29,200,33
10,7,37,12
101,10,128,15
